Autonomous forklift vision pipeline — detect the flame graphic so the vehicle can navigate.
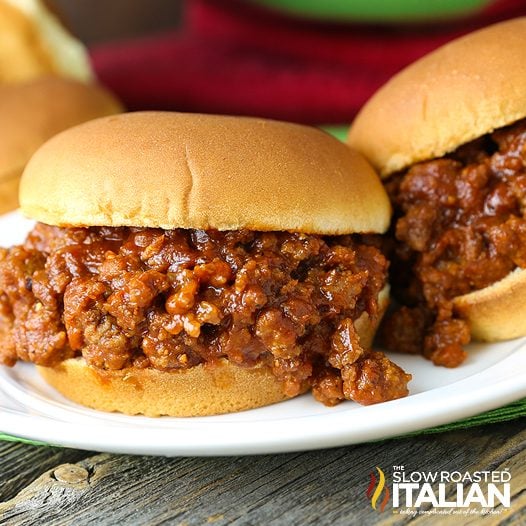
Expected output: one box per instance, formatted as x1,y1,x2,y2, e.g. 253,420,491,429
366,467,390,512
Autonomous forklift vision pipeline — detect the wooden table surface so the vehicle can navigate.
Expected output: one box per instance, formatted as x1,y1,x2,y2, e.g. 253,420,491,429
0,418,524,525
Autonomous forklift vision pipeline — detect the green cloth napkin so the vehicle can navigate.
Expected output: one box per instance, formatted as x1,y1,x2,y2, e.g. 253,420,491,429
322,124,349,142
400,399,526,438
0,434,48,446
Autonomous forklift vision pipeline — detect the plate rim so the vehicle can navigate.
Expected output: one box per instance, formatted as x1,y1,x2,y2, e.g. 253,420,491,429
1,340,525,456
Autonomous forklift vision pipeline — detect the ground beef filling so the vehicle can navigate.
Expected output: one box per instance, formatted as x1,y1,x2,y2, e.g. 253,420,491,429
0,225,410,406
384,118,526,367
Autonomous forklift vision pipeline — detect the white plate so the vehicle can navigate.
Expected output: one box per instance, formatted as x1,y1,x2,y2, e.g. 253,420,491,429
0,211,525,456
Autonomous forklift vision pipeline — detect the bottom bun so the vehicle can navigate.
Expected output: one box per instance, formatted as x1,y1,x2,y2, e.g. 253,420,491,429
37,286,390,417
454,268,526,342
38,359,293,417
355,284,389,349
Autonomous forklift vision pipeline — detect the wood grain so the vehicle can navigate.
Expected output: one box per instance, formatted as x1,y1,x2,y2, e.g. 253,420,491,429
0,442,91,502
0,420,524,525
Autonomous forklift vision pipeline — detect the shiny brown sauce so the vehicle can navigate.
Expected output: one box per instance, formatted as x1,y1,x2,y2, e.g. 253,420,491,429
0,225,410,406
384,118,526,366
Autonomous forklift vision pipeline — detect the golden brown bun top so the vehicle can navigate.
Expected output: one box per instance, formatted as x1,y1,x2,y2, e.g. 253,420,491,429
348,17,526,177
0,76,122,180
0,0,92,83
21,111,391,234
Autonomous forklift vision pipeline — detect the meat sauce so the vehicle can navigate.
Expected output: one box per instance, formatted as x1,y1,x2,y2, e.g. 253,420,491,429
384,118,526,366
0,225,410,406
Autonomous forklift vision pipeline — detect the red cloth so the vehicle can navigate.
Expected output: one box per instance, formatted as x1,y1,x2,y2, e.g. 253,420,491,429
91,0,526,124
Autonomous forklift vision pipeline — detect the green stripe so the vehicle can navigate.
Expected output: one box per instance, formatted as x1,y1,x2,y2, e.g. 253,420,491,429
250,0,491,22
0,433,49,446
321,124,349,142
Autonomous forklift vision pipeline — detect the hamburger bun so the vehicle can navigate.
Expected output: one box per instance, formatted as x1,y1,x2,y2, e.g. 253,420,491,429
0,76,122,214
21,111,391,234
37,287,390,417
0,0,92,83
347,17,526,178
347,17,526,345
38,359,296,417
21,111,392,416
453,269,526,342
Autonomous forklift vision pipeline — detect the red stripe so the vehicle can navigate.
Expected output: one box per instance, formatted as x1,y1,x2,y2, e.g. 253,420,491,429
380,486,390,512
366,472,376,499
91,0,526,123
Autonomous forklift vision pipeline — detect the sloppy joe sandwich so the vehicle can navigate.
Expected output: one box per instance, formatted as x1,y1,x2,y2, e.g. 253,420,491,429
348,17,526,367
0,111,411,416
0,76,122,214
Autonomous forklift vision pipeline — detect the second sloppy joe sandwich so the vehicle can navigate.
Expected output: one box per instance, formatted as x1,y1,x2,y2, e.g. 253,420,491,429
348,17,526,367
0,111,411,416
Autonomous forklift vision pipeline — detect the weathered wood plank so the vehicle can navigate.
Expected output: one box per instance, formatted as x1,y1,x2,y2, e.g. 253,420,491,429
0,420,524,526
378,422,526,526
0,442,91,502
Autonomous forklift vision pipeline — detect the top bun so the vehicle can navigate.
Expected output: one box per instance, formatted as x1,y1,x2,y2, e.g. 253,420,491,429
0,0,92,83
0,76,122,182
347,17,526,177
20,111,391,235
